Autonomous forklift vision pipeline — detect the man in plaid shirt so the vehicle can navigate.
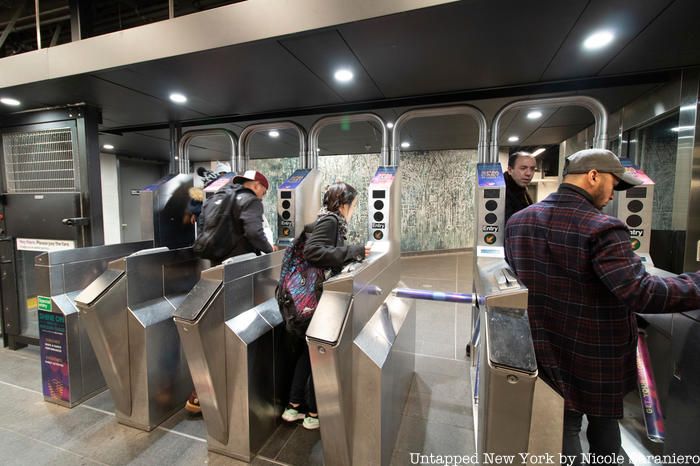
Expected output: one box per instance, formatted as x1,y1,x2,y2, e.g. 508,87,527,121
505,149,700,464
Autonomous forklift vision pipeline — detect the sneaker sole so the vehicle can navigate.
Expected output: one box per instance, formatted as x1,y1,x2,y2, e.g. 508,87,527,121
302,420,320,430
282,413,306,422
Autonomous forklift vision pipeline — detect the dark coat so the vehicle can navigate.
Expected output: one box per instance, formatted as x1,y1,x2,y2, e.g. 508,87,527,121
505,184,700,417
303,214,365,274
228,187,273,257
504,171,534,225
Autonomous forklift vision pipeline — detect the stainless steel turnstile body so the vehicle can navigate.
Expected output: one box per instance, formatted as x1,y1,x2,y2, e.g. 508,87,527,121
34,241,152,408
472,257,564,458
75,247,205,431
173,252,288,461
307,166,415,466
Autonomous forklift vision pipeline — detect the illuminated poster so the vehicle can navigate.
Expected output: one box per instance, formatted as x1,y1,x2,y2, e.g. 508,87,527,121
38,308,70,403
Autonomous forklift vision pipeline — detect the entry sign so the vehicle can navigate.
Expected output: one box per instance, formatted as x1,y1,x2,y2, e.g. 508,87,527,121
38,309,70,403
38,295,52,311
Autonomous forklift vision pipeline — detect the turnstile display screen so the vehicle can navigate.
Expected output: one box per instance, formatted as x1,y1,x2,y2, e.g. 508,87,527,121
372,190,385,198
626,187,647,198
483,189,500,199
280,191,292,199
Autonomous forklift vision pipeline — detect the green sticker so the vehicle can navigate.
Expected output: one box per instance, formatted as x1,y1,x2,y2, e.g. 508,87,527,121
38,296,52,312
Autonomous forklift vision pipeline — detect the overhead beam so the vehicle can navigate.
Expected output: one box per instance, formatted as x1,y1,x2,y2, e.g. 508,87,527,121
0,0,459,88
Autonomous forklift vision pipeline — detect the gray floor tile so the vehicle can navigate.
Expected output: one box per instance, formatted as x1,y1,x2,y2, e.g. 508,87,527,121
0,427,106,466
415,353,470,378
81,389,116,413
158,408,208,440
0,347,43,392
395,414,474,455
206,451,252,466
258,423,297,459
404,389,473,428
400,255,458,281
399,276,457,292
416,338,455,359
275,426,322,465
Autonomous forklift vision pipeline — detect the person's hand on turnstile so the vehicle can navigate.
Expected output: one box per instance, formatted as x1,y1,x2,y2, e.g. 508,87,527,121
364,241,373,258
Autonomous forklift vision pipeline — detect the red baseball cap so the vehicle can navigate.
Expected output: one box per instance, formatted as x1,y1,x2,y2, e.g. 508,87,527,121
232,170,269,190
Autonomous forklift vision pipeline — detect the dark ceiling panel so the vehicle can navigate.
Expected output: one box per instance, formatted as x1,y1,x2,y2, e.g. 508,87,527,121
94,39,345,121
520,124,589,146
602,0,700,75
100,131,171,161
398,115,480,150
339,0,587,98
317,121,384,155
541,0,672,81
279,29,384,102
497,107,558,144
542,107,595,127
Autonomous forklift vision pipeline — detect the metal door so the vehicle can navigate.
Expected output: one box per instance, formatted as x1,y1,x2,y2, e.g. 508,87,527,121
118,159,163,243
1,122,85,347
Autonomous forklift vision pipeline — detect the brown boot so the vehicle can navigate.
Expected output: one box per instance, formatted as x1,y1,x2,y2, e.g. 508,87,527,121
185,390,201,414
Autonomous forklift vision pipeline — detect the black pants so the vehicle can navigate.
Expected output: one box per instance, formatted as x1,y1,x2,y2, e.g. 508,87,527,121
288,333,316,413
562,409,621,465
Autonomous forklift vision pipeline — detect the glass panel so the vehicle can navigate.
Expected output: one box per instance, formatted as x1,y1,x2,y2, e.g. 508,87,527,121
638,113,679,230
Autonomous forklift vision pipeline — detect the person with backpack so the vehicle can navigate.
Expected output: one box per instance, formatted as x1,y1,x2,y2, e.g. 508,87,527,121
192,169,274,266
279,181,370,430
185,170,274,415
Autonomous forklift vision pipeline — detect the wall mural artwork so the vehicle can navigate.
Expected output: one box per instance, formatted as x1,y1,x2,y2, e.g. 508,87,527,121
250,149,477,252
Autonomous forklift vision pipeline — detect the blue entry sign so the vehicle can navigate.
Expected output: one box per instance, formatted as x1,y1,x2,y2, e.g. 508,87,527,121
477,163,505,187
279,169,311,189
38,309,70,403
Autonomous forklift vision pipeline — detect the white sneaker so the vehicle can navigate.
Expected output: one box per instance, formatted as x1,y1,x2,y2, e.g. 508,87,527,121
302,415,319,430
282,405,305,422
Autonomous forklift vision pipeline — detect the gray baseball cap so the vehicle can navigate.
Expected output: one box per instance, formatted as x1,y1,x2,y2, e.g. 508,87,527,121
562,149,643,191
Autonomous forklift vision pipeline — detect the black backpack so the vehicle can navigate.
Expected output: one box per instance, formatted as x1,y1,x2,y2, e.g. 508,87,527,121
193,184,242,262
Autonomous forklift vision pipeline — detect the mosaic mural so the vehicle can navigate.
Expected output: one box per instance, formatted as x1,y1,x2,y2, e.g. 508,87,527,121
640,134,678,231
250,149,478,252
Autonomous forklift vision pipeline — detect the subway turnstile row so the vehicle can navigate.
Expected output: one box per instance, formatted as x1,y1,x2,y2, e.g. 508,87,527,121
74,247,206,431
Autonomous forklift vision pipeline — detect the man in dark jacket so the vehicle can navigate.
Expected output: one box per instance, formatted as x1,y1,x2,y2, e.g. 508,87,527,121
505,149,700,464
229,170,274,257
504,151,535,225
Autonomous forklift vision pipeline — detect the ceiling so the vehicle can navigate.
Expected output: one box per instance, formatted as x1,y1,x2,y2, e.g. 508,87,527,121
1,0,698,162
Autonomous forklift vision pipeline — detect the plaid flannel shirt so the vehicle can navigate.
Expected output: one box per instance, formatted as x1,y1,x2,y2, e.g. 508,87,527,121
505,184,700,417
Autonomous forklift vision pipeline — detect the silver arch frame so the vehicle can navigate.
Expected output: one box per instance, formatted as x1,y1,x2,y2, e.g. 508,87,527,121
177,129,238,174
308,113,389,168
237,121,307,171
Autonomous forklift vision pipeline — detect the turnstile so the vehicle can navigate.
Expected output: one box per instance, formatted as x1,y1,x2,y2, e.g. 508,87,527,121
75,247,205,431
306,165,415,466
471,161,564,458
173,252,288,461
34,241,152,407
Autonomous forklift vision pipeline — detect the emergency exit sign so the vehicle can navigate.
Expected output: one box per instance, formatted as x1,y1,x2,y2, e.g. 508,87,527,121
38,296,52,312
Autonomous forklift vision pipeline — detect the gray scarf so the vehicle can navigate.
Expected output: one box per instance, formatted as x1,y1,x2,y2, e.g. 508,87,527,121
318,206,348,242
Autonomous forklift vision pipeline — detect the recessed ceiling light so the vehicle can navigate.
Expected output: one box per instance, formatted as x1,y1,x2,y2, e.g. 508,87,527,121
169,92,187,103
583,30,614,50
527,111,542,120
401,141,410,148
268,130,280,138
334,68,354,83
508,136,519,142
531,148,546,157
102,144,114,150
1,97,20,106
386,122,394,129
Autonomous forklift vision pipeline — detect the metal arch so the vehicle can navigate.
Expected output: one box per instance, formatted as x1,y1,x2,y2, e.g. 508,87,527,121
308,113,388,168
178,128,238,174
237,121,307,170
489,95,608,163
391,105,488,165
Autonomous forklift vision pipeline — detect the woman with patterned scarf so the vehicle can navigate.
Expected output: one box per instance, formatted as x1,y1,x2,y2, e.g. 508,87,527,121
281,181,369,430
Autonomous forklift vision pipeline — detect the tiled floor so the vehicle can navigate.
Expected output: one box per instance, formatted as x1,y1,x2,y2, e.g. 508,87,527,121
0,252,657,465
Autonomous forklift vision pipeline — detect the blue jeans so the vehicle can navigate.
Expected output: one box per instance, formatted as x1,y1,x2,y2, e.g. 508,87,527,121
562,410,621,465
